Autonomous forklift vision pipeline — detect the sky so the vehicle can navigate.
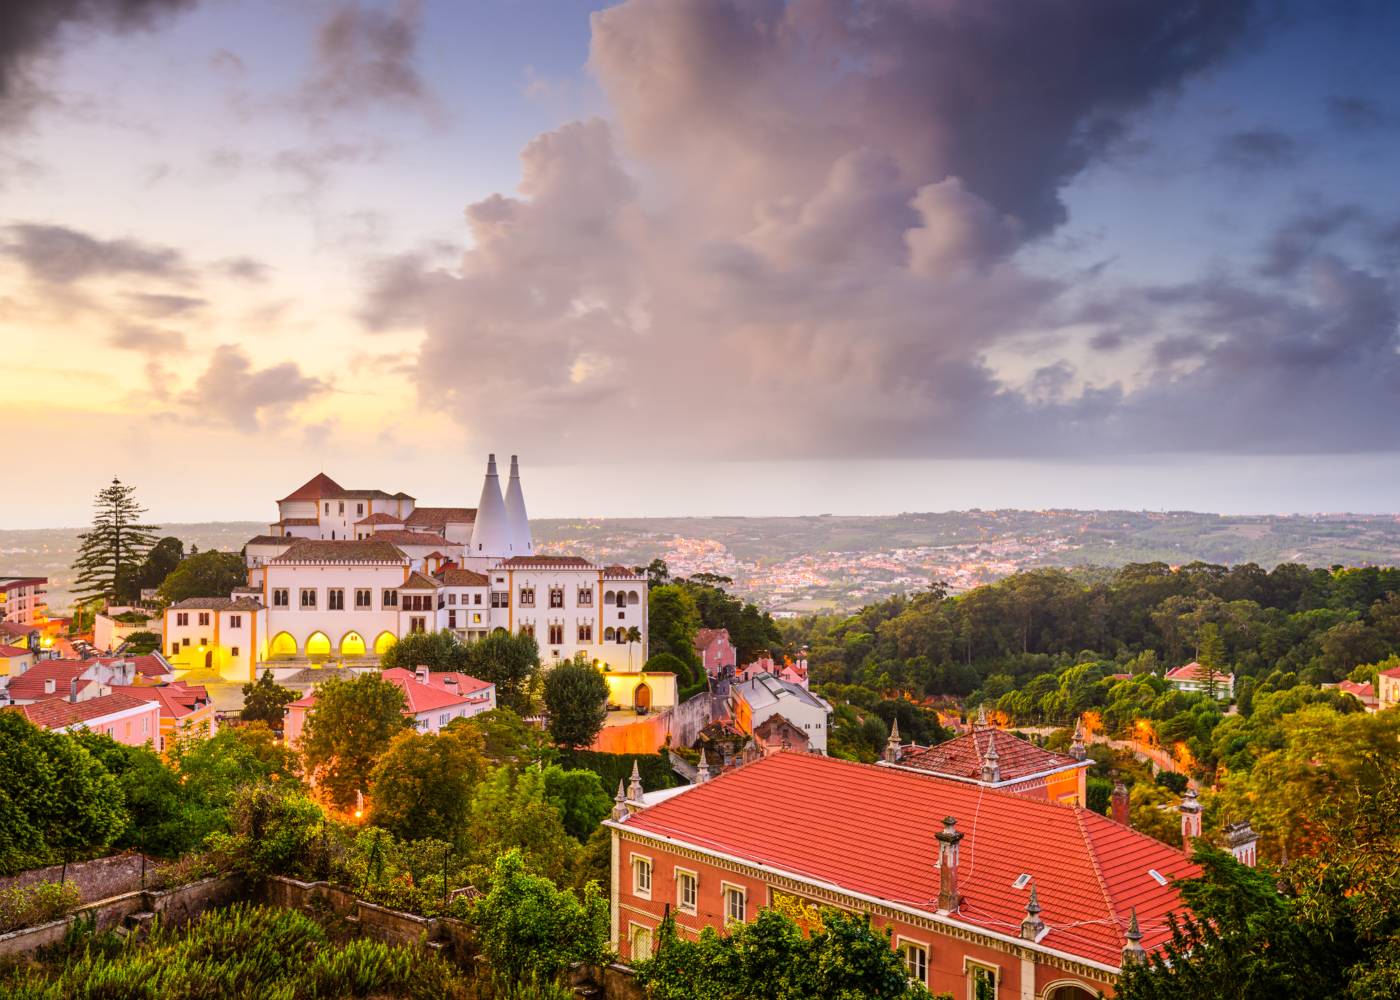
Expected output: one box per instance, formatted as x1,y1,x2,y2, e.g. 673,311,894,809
2,0,1399,528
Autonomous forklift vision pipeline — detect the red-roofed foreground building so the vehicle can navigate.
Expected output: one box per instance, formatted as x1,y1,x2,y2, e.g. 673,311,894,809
6,692,160,747
283,666,496,744
606,752,1196,998
1377,665,1400,712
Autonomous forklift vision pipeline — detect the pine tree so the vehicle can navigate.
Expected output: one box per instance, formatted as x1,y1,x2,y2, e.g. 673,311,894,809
71,478,160,604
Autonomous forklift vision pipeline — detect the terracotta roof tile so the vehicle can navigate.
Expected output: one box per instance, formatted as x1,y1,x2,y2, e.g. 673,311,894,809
246,535,293,546
364,530,453,548
1164,661,1233,682
7,692,156,730
0,644,30,657
168,597,264,611
438,568,489,587
405,507,476,528
898,728,1084,784
400,571,442,590
617,753,1195,969
278,473,344,503
355,512,404,526
268,539,407,564
497,555,594,569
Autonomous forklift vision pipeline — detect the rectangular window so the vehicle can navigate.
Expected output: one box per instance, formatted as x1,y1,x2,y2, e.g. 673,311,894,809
676,870,697,914
171,643,180,655
198,612,210,626
181,637,190,647
724,885,746,924
231,646,240,656
577,587,593,607
357,503,364,515
354,588,371,608
410,616,426,634
899,942,928,986
449,610,458,628
229,614,242,628
519,587,535,607
549,587,564,608
199,636,208,645
383,589,398,607
472,613,482,624
491,591,509,609
448,593,457,605
520,623,535,638
176,612,189,626
633,856,652,898
474,593,482,605
548,623,564,645
300,588,317,609
338,501,344,514
629,924,653,963
577,622,593,642
328,588,345,610
968,963,997,1000
273,588,289,608
324,502,330,514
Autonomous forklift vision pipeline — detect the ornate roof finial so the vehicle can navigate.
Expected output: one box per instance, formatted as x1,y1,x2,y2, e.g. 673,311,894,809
884,718,902,763
627,760,644,802
980,737,1001,783
976,703,988,728
1070,717,1087,761
611,778,628,820
1020,883,1044,940
1121,907,1146,964
696,749,711,784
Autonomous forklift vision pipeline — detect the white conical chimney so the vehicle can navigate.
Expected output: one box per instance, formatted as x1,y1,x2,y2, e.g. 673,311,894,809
504,455,532,555
469,454,512,559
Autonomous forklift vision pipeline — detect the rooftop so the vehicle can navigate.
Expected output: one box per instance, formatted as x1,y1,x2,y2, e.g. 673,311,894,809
733,672,830,713
168,597,264,611
6,692,155,730
497,555,594,569
615,752,1196,969
268,539,407,564
355,512,404,526
894,727,1086,785
364,530,453,548
1165,661,1234,682
438,568,490,587
405,507,476,528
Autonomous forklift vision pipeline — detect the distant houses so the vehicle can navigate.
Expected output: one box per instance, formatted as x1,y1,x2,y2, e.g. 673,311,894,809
1164,660,1234,700
283,666,496,744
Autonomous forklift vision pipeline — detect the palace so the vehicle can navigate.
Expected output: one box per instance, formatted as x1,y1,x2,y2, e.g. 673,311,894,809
164,455,649,681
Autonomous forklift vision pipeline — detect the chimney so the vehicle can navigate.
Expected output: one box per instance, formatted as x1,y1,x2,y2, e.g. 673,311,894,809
1179,786,1203,853
1020,884,1044,940
1070,718,1087,761
69,678,78,703
1121,908,1146,965
935,815,964,912
980,737,1001,783
1111,776,1130,826
44,677,56,696
884,718,901,763
1225,821,1259,868
415,665,429,685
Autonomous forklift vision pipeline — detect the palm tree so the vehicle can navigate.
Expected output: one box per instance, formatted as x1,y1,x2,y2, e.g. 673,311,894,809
625,626,642,671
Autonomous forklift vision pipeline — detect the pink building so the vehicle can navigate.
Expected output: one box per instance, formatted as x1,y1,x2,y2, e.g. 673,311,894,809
284,666,496,744
694,628,736,679
737,655,809,689
6,692,160,746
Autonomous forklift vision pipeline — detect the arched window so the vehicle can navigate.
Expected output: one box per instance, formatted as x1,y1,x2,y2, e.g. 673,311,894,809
604,627,616,642
269,632,297,657
1046,984,1098,1000
627,590,640,605
340,631,366,656
604,590,616,606
615,591,627,607
305,631,331,657
373,631,397,655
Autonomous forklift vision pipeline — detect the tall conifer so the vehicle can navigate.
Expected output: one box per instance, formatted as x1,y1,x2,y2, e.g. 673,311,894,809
71,478,160,603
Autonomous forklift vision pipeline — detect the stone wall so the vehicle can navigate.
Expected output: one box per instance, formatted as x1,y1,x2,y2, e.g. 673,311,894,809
0,877,243,959
0,853,154,901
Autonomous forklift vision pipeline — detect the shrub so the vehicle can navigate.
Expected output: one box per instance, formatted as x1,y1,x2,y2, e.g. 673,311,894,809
0,881,81,933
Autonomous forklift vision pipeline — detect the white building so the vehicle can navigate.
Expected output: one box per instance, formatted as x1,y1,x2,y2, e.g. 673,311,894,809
731,672,833,753
176,455,650,681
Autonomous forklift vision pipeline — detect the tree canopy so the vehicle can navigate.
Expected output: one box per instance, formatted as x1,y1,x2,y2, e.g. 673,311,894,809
71,478,160,604
157,550,247,605
542,655,609,748
240,670,299,729
300,674,412,811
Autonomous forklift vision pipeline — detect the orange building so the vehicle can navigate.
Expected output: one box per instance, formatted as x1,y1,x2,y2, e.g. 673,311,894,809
606,753,1195,999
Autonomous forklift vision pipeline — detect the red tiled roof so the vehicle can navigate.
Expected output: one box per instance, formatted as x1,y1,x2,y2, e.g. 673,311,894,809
694,628,728,649
438,568,489,587
498,555,594,568
90,655,171,679
112,682,211,719
618,753,1195,969
290,669,494,718
273,518,319,527
1378,666,1400,679
279,473,344,503
365,530,453,548
400,571,442,590
7,692,156,730
405,507,476,528
355,512,403,526
898,728,1084,784
0,644,30,657
1164,661,1233,682
0,622,34,638
269,540,407,564
6,661,95,700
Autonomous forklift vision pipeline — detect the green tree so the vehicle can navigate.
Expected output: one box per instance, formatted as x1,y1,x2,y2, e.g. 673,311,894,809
299,674,412,811
156,550,247,605
70,730,194,857
467,767,576,884
379,629,466,672
542,655,609,748
71,477,160,603
462,631,542,714
1196,622,1227,701
369,726,488,842
38,729,127,868
648,584,702,672
240,670,299,728
471,849,609,986
120,630,162,655
457,708,555,769
540,765,612,841
135,536,185,593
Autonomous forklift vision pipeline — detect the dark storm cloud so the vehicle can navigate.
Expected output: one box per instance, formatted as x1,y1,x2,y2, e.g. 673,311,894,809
0,222,187,282
1215,129,1305,171
360,0,1400,461
0,0,196,124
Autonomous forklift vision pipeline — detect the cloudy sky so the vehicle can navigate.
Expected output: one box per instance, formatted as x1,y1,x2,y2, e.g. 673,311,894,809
3,0,1399,528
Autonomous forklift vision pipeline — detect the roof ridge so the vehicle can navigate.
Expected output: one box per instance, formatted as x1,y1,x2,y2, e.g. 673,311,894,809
1074,806,1123,938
